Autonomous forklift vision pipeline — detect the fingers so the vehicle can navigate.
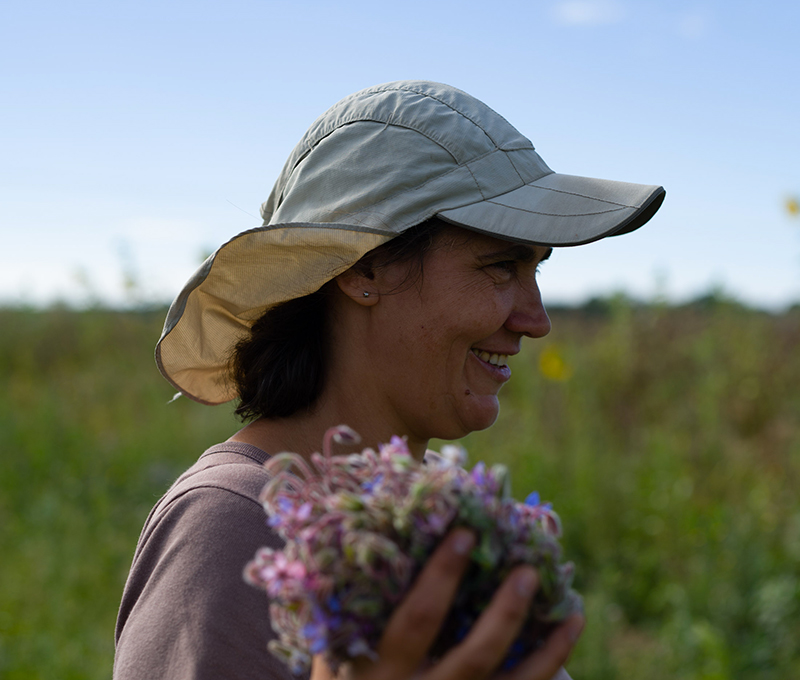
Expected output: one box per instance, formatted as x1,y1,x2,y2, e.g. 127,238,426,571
310,655,337,680
351,530,583,680
500,613,585,680
426,566,539,680
375,528,476,677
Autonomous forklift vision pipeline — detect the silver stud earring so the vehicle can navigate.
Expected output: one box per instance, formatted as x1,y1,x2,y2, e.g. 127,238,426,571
363,291,370,297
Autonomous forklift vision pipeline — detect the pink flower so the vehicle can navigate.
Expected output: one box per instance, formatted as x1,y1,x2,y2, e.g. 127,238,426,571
245,549,308,599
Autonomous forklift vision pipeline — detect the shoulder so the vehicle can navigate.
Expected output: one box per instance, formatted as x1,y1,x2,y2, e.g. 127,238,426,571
162,440,274,507
131,442,277,558
114,443,293,680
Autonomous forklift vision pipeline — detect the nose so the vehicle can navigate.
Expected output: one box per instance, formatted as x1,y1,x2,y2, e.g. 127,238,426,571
504,280,551,339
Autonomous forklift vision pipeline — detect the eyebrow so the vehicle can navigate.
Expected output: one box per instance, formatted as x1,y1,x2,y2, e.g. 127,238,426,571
476,245,553,264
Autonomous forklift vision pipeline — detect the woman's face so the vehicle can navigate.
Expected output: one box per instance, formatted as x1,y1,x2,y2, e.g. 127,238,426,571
353,226,552,444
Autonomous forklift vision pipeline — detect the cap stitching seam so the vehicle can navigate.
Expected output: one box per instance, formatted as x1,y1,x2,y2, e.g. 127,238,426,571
463,163,487,200
315,163,467,221
524,184,636,208
377,84,512,149
315,116,461,163
363,85,498,148
485,200,629,217
504,150,530,185
312,85,520,154
323,147,526,222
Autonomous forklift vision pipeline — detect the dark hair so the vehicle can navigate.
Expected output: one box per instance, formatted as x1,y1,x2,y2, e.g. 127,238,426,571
230,218,446,421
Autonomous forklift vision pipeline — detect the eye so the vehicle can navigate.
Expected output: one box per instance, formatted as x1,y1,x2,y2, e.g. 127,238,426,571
487,260,517,274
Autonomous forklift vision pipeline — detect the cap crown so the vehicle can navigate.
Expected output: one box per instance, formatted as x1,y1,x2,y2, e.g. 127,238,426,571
261,81,553,233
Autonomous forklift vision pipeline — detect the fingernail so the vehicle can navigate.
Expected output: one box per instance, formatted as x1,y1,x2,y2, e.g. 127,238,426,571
515,568,537,597
567,616,585,644
452,530,474,555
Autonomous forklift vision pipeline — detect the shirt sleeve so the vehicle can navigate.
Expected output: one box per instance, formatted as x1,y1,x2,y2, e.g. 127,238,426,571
114,485,297,680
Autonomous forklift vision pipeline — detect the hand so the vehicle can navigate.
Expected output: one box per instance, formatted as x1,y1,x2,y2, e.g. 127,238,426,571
316,528,585,680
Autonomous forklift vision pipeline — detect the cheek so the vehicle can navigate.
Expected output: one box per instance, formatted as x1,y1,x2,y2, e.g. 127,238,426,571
380,282,510,379
454,296,512,339
432,299,511,362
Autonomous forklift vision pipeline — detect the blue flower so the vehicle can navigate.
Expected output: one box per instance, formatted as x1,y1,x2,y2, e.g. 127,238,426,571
525,491,541,507
302,616,328,654
361,473,384,493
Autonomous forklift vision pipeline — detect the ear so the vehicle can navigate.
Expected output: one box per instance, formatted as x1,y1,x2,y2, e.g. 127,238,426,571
335,268,379,307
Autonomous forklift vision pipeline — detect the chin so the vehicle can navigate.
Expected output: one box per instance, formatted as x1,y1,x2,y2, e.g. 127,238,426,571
455,396,501,436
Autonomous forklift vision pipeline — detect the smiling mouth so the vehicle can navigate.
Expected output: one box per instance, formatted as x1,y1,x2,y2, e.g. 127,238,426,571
470,349,509,367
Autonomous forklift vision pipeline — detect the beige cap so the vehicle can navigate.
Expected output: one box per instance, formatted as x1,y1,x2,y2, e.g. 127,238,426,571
157,80,665,404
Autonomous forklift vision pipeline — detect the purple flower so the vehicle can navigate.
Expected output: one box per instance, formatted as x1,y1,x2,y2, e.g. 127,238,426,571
471,461,487,485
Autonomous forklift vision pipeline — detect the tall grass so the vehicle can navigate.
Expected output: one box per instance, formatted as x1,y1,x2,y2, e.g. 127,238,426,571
1,301,798,679
0,307,239,679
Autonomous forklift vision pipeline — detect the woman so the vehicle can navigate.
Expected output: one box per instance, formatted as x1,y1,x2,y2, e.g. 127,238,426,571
114,81,665,680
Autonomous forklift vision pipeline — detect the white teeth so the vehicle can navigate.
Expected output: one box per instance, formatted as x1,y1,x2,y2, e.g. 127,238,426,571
472,349,508,367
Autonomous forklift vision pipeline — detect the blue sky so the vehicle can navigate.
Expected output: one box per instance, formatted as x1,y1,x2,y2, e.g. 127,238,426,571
2,0,799,308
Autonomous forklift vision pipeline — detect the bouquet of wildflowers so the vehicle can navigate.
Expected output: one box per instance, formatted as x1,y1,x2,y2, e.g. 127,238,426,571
245,426,582,674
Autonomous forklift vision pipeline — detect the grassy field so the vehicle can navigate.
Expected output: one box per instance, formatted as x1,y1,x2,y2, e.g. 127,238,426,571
1,300,798,679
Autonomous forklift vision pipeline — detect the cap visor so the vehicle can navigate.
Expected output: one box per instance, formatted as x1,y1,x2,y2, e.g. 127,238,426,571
438,173,665,246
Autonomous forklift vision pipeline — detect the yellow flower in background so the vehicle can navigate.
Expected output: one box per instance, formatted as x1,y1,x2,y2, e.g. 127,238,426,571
539,345,573,382
787,197,799,217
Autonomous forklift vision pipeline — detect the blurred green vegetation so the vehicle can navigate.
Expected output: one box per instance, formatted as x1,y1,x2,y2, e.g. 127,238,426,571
1,299,799,679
